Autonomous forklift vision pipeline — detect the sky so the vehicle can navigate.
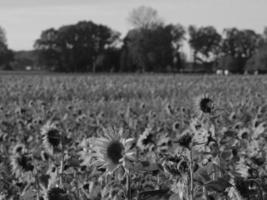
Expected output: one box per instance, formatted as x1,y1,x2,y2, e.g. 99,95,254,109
0,0,266,51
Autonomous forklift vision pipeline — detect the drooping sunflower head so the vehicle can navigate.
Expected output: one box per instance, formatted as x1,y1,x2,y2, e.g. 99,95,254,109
41,121,61,154
93,127,135,174
194,94,214,115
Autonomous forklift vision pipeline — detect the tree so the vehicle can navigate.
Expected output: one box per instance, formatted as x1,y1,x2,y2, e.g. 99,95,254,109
34,28,60,71
121,24,185,72
0,26,7,46
221,28,262,73
263,27,267,42
128,6,163,30
245,36,267,73
188,25,221,66
0,26,13,69
94,48,121,72
34,21,120,72
166,24,186,71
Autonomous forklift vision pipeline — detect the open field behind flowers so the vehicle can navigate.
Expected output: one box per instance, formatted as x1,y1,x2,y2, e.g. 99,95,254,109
0,74,267,200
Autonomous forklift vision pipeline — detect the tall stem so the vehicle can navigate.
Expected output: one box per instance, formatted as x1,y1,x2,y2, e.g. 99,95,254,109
35,173,40,200
189,148,194,200
126,170,132,200
59,152,64,187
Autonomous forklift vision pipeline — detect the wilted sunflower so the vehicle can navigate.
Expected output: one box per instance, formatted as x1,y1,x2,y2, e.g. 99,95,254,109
194,94,214,115
10,145,34,179
41,121,61,155
93,127,135,174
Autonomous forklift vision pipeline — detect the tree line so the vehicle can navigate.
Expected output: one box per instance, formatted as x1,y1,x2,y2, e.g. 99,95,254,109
1,6,267,73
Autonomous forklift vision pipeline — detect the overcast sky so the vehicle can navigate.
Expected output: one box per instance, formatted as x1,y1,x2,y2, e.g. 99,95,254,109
0,0,266,50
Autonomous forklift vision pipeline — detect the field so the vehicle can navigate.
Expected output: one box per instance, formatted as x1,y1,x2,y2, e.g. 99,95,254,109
0,74,267,200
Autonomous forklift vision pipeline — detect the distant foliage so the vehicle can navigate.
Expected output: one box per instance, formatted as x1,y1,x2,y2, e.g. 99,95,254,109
188,25,221,65
220,28,262,73
121,24,185,72
3,6,267,73
34,21,120,72
0,26,14,69
127,6,164,30
245,43,267,73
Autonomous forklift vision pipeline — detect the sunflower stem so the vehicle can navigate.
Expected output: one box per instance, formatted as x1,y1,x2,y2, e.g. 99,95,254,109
189,147,194,200
34,172,40,200
59,153,64,187
59,131,65,188
126,170,132,200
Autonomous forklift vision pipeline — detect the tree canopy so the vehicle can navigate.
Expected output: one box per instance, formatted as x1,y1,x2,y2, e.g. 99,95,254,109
188,25,221,65
127,6,164,30
0,26,13,69
34,21,120,72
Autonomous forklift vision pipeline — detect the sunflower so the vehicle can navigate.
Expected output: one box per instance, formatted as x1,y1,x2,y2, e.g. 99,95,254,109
172,121,180,132
10,145,34,179
41,121,61,155
177,129,193,149
238,128,250,140
194,94,214,115
137,127,155,151
12,143,26,155
93,127,135,174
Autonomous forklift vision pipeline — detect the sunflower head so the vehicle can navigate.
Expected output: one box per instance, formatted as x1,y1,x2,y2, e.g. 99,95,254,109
12,143,26,155
177,130,192,149
106,141,124,165
41,121,61,154
10,151,34,178
238,128,250,140
195,94,214,115
172,122,180,131
93,127,135,174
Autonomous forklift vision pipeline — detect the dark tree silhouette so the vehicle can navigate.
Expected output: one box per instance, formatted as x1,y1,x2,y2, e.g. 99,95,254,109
0,26,14,69
188,25,221,67
121,24,185,72
221,28,262,73
34,21,120,72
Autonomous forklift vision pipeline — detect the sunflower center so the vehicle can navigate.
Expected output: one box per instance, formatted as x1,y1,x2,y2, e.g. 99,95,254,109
17,155,34,171
199,98,213,113
142,134,153,145
106,141,123,164
47,129,61,147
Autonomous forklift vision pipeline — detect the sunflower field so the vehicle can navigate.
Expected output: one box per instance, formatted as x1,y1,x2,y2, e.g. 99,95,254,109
0,74,267,200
